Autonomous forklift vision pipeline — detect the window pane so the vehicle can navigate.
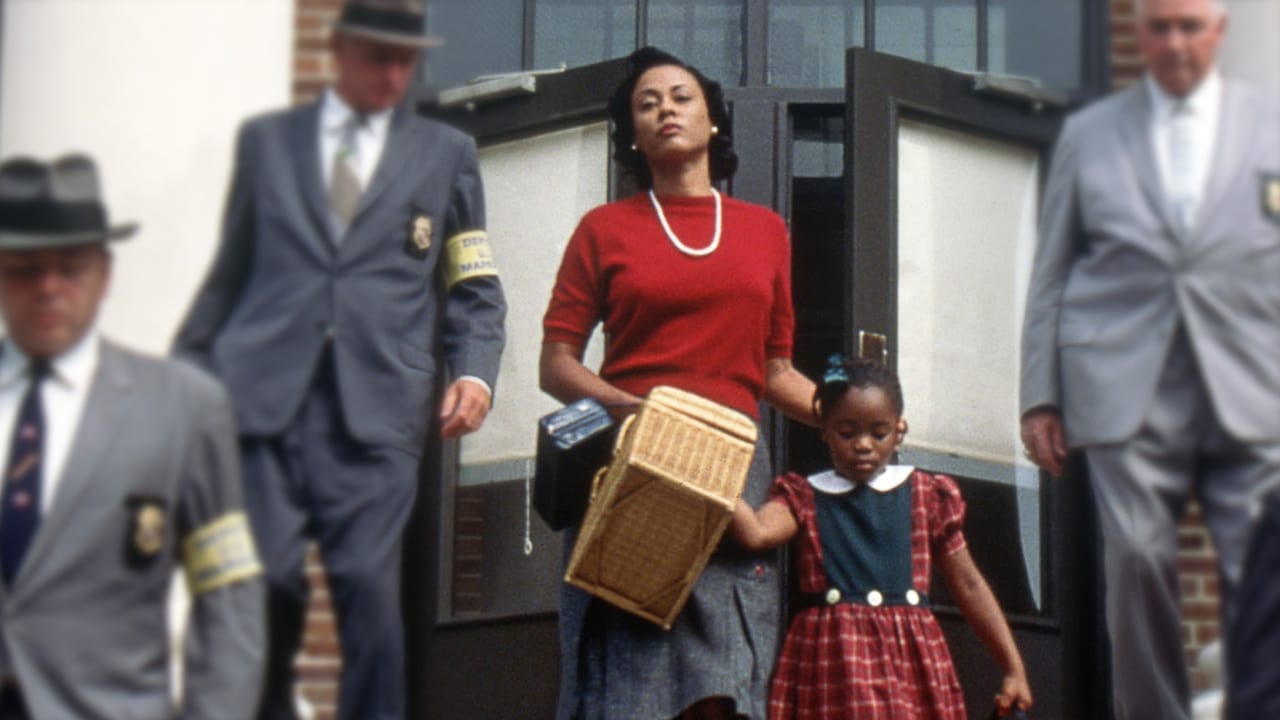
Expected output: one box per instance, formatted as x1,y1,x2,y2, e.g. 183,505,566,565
647,0,744,86
791,112,844,178
768,0,865,88
895,117,1044,613
535,0,637,71
874,0,977,72
988,0,1082,91
425,0,524,88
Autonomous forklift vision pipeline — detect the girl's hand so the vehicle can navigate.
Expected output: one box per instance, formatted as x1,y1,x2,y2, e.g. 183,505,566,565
993,672,1033,715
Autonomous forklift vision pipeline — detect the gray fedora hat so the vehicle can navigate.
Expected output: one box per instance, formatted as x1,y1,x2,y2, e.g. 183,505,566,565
334,0,443,49
0,154,137,250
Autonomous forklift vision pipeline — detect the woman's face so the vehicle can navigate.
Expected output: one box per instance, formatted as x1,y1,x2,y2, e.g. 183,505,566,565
630,64,714,172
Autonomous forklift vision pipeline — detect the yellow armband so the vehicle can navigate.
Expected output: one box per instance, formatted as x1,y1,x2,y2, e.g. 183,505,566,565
182,511,262,594
443,230,499,288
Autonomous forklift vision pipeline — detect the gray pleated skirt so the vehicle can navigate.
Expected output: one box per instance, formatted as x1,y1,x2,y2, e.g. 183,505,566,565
556,433,781,720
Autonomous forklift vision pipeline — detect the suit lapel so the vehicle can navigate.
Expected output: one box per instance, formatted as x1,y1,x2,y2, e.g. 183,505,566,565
10,342,132,602
1193,81,1249,244
288,101,338,249
1116,86,1187,241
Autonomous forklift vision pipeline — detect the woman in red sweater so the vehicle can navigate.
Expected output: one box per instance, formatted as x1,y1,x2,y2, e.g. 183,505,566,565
541,46,816,720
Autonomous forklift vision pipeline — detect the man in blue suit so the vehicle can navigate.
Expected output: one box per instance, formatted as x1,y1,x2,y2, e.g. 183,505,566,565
174,1,506,718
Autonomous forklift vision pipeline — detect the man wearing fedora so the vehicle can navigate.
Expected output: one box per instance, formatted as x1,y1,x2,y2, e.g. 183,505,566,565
174,0,506,717
0,154,264,718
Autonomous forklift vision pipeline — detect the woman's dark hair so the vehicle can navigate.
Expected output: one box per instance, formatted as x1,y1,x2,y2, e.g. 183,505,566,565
606,46,738,190
812,355,905,422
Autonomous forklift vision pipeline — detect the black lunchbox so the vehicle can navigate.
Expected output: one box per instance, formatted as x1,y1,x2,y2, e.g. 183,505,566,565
534,398,617,530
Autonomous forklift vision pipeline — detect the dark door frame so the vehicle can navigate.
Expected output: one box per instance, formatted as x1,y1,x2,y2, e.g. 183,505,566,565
844,46,1108,717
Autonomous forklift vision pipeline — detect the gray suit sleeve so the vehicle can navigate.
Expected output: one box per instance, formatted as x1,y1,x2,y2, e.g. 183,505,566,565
1020,119,1082,416
440,135,507,392
172,121,258,373
176,383,265,719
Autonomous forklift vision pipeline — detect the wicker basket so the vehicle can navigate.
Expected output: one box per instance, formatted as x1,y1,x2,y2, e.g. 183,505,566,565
565,386,757,629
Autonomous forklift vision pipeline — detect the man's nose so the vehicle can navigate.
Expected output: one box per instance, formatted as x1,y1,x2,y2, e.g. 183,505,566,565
34,268,67,293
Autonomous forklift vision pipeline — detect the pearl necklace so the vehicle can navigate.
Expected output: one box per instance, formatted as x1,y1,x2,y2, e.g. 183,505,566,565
648,188,722,257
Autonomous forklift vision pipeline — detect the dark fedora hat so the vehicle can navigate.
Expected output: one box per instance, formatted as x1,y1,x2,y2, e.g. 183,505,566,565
0,154,136,250
334,0,443,49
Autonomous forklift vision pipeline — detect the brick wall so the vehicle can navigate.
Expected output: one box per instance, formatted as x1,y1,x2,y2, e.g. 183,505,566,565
1111,0,1222,693
1111,0,1145,88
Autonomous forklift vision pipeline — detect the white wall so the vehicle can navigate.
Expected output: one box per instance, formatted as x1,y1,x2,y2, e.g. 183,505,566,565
0,0,295,354
1220,0,1280,98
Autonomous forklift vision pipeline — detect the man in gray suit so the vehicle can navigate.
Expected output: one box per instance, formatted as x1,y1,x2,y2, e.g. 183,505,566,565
0,154,264,718
1020,0,1280,717
173,1,506,718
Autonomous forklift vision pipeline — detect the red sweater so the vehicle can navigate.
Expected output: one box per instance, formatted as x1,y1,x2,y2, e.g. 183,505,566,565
543,192,795,419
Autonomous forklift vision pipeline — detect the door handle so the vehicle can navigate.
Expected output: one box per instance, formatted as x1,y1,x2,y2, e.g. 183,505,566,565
858,330,888,365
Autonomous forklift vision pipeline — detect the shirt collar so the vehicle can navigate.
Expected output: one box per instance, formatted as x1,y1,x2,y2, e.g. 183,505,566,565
0,328,100,391
321,88,394,137
1145,68,1221,121
808,465,915,495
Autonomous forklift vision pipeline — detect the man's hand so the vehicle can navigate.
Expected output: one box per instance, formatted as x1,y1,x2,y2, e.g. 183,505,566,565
1020,408,1067,477
439,379,491,439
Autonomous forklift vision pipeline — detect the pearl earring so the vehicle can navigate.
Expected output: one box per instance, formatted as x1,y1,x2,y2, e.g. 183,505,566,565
630,143,637,151
711,125,719,135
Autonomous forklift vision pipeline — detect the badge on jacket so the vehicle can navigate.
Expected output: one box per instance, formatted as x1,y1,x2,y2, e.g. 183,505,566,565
1263,173,1280,226
406,213,433,258
126,495,167,568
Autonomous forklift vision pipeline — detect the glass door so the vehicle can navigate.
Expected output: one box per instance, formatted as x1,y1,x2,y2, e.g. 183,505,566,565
844,47,1106,717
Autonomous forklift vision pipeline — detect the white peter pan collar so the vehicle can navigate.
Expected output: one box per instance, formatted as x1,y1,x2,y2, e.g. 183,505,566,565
807,465,914,495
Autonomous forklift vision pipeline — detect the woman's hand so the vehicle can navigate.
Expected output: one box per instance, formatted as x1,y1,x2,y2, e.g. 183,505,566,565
762,358,818,427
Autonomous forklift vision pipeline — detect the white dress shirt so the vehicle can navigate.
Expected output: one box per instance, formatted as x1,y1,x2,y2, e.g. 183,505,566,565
319,88,393,192
0,329,100,517
1147,69,1222,230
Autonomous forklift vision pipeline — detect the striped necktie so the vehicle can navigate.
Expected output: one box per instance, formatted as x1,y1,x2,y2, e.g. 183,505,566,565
329,113,365,228
0,361,49,586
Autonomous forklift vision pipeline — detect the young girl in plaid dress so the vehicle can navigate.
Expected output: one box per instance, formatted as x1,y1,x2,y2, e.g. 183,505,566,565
731,356,1033,719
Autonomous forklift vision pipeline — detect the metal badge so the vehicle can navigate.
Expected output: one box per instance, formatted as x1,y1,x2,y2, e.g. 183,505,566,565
1263,173,1280,226
126,496,167,566
406,213,433,258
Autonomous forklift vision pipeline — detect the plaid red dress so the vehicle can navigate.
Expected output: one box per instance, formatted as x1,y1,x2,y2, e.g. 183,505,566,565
767,469,969,720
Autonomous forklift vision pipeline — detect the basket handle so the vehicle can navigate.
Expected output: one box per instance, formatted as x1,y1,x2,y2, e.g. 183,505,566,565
589,466,608,501
614,413,636,450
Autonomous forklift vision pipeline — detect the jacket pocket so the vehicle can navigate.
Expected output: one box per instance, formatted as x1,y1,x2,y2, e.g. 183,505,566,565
398,340,437,373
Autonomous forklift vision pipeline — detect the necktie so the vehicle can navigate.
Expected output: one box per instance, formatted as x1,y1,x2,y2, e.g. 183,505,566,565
328,114,365,228
1167,102,1197,233
0,361,48,586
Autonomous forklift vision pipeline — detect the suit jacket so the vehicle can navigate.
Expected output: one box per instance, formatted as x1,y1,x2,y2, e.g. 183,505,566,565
173,99,507,454
0,341,264,719
1021,79,1280,446
1226,490,1280,720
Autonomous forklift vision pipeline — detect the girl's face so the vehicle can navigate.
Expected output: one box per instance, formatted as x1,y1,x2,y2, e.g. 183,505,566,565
821,385,907,483
630,64,714,169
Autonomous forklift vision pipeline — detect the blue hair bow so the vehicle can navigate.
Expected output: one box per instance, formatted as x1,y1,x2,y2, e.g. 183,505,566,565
822,354,849,385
